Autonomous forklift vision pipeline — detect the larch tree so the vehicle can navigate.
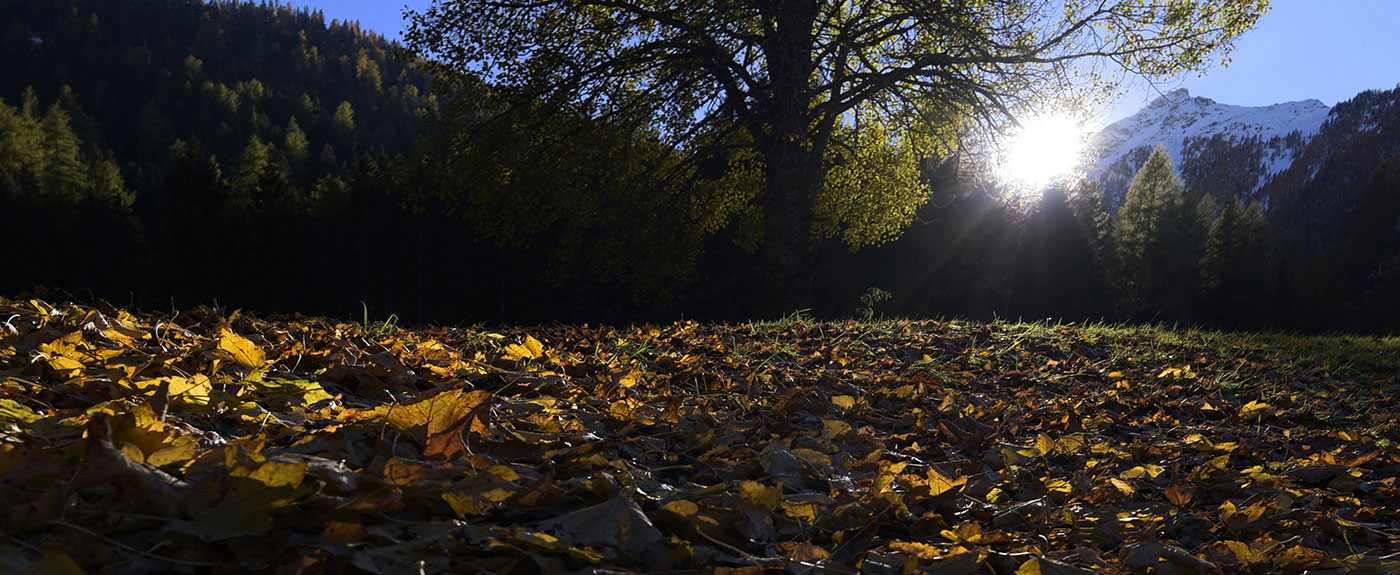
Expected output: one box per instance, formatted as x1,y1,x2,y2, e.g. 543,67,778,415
406,0,1269,308
1111,144,1198,318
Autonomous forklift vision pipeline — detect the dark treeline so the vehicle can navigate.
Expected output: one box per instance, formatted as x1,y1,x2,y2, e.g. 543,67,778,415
2,0,1397,332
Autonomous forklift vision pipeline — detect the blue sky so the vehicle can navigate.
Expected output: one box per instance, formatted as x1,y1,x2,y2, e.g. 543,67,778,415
304,0,1400,124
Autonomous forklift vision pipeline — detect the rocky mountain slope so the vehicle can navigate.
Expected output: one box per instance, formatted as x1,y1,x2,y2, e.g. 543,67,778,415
1259,87,1400,248
1087,88,1331,208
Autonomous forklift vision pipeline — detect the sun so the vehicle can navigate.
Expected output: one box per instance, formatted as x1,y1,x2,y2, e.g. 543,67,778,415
998,114,1089,192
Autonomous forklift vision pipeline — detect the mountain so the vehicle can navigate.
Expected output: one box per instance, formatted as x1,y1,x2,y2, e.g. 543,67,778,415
1084,85,1400,329
1087,88,1330,208
1259,87,1400,249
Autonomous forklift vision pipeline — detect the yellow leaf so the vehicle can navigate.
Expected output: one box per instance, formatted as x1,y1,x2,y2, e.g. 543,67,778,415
1121,464,1165,480
147,441,198,468
1016,559,1043,575
487,465,522,482
609,397,643,419
478,487,514,503
1044,479,1073,496
170,374,214,404
234,459,306,489
132,375,214,405
383,458,431,486
1034,433,1055,456
662,500,699,516
821,418,853,440
382,389,493,458
1240,400,1272,419
47,356,86,378
739,480,781,510
781,500,821,522
217,328,266,369
888,540,944,560
442,490,489,516
0,398,42,423
926,467,967,497
831,395,857,409
1109,478,1136,496
502,335,546,361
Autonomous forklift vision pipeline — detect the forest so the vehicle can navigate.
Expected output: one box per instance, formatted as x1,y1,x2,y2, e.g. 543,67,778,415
3,1,1399,573
0,0,1395,332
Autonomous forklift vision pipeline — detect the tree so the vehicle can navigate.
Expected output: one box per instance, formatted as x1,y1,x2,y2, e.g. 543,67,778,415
230,135,271,211
1111,145,1198,319
284,116,309,166
1200,196,1271,325
406,0,1268,308
333,101,355,134
39,101,90,204
1011,185,1105,321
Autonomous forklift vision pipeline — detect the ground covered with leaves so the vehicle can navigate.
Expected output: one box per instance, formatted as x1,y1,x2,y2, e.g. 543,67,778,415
2,297,1399,574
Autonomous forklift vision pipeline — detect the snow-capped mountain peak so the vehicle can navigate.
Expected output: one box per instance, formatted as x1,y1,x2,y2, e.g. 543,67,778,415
1087,88,1332,207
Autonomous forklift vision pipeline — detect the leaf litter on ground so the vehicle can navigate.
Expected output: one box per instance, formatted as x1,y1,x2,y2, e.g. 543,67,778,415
0,296,1398,573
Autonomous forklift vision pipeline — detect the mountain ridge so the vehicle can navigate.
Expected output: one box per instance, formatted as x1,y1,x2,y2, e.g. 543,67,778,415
1086,87,1333,208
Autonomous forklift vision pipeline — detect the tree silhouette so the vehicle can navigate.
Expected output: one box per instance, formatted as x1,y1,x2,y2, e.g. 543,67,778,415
407,0,1268,308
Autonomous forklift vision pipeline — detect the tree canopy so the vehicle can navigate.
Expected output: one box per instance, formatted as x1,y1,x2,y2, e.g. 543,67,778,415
406,0,1269,307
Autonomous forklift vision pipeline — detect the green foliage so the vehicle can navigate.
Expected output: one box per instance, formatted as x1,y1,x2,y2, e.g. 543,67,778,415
333,101,355,134
284,116,309,164
855,287,893,321
407,0,1268,303
815,115,930,249
417,98,711,302
1111,145,1201,318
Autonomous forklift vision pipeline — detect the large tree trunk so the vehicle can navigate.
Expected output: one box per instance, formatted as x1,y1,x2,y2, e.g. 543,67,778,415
758,139,821,313
751,1,822,316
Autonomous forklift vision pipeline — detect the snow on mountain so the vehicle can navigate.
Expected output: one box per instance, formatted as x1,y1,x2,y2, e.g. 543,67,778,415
1086,88,1332,207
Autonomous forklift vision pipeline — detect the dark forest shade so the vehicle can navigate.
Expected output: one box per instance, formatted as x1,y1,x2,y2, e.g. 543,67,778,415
1,0,1397,331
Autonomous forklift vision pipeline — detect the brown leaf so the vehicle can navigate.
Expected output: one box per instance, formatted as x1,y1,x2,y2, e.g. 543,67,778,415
76,413,187,517
382,388,492,459
542,494,663,557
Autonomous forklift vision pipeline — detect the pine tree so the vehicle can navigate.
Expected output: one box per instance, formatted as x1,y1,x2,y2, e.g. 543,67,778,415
0,89,46,186
284,116,309,164
333,101,355,134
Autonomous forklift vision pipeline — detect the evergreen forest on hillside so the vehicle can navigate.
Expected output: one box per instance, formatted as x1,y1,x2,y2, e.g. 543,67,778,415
3,1,1400,573
0,0,1396,330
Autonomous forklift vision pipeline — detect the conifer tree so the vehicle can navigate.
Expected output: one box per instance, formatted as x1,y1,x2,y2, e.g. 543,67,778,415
285,116,309,164
1201,197,1272,324
1111,145,1198,319
39,102,89,204
230,135,271,211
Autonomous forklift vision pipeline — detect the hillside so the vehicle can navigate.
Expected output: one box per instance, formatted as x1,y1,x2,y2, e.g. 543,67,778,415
2,297,1397,572
1089,88,1329,208
0,0,444,319
1,0,434,169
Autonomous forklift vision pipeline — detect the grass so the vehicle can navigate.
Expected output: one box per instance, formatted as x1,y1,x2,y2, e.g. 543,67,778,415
1,297,1397,573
